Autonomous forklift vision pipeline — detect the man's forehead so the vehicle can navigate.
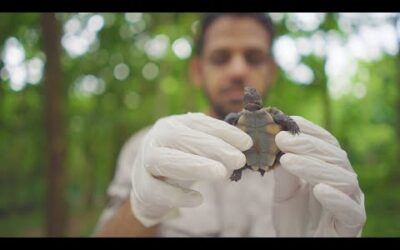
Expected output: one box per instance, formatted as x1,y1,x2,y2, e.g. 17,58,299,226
203,16,271,52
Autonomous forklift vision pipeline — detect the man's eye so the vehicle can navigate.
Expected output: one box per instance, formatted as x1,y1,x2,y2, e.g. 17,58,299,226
246,51,272,66
246,53,267,65
210,53,229,65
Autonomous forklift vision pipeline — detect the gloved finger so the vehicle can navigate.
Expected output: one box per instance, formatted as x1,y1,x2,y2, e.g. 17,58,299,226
276,131,352,172
313,183,366,235
280,154,359,195
272,162,303,202
290,116,340,148
156,123,247,171
147,147,228,181
132,170,204,208
178,112,253,151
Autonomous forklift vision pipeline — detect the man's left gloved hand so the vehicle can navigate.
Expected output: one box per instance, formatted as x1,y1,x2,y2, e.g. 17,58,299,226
272,116,366,237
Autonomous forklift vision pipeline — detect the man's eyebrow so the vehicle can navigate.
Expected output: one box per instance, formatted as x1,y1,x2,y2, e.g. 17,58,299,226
209,48,266,54
245,48,269,53
245,48,273,58
206,49,230,58
209,48,230,53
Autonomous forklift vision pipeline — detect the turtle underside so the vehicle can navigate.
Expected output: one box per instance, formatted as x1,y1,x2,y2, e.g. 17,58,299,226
225,107,300,182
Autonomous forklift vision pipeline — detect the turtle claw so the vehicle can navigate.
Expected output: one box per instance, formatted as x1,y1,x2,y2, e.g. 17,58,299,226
230,169,243,182
287,119,300,135
268,107,300,135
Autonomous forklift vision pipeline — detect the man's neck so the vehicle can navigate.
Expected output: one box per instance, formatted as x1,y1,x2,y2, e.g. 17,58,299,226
206,108,223,120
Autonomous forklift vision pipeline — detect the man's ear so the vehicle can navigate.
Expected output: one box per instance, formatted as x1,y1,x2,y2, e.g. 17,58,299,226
189,56,202,87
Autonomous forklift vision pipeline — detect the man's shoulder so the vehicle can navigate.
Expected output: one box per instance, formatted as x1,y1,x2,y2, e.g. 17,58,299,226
122,125,152,149
125,125,153,146
117,125,153,165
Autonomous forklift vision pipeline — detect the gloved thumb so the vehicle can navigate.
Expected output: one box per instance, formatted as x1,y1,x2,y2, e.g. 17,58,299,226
313,183,366,236
273,160,302,202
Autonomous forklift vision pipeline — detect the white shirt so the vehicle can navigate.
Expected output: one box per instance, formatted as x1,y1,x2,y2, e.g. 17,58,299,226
95,127,277,237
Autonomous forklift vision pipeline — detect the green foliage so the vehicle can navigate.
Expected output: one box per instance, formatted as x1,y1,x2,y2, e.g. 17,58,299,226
0,13,399,236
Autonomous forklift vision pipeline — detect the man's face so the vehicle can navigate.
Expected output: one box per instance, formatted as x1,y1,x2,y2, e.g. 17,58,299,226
191,16,277,119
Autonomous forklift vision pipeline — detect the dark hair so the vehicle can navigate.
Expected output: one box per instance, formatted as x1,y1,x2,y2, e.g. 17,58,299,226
195,13,275,55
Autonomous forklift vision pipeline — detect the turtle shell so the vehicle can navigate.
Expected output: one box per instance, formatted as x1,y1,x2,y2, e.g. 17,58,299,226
236,108,282,171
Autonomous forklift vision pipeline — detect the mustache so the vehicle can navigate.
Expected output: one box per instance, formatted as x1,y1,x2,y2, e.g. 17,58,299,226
219,80,246,95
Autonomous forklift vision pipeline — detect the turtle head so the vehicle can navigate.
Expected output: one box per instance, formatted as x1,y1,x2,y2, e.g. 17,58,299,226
243,87,263,111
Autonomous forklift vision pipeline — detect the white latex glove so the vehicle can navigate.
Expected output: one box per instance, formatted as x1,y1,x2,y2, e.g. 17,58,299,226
130,112,253,227
272,116,366,237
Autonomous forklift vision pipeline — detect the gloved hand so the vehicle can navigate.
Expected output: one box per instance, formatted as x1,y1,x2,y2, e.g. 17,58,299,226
130,112,253,227
272,116,366,237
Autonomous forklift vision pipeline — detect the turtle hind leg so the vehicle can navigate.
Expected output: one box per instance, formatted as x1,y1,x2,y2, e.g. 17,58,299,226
230,169,243,182
230,164,250,182
267,107,300,135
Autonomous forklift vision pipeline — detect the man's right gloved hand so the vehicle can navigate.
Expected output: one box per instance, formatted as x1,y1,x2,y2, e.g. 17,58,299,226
130,112,253,227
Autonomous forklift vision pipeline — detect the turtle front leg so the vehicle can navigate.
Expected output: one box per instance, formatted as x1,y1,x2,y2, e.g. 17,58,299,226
224,112,241,126
266,107,300,135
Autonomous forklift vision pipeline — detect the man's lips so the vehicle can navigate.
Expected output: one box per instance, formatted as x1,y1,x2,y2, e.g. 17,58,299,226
222,88,244,101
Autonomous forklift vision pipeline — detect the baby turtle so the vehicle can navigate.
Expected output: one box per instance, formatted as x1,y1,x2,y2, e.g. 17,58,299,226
224,87,300,182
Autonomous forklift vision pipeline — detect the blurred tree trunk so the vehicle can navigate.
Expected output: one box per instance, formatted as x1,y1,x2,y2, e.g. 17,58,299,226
318,13,336,132
320,59,331,132
41,13,67,237
397,28,400,146
84,135,96,210
184,75,195,112
83,101,101,211
0,79,3,128
154,64,170,119
313,56,332,131
395,15,400,182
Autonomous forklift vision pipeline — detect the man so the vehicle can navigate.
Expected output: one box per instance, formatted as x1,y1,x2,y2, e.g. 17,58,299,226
94,13,366,237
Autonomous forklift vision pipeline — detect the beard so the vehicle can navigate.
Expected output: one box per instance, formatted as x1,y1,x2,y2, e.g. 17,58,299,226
202,80,270,120
202,79,246,120
210,98,243,120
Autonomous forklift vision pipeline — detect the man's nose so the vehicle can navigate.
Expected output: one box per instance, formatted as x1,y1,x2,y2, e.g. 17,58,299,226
228,55,250,78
